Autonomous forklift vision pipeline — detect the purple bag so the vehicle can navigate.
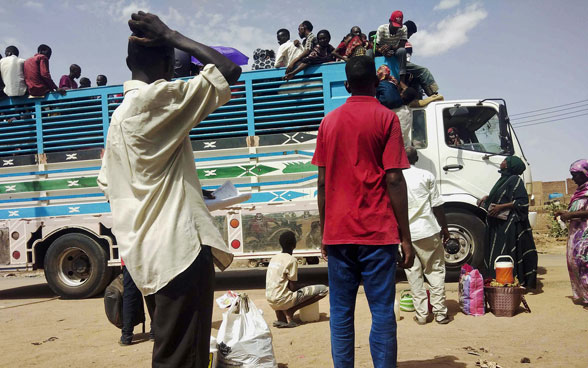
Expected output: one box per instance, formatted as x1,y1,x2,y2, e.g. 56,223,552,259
459,264,485,316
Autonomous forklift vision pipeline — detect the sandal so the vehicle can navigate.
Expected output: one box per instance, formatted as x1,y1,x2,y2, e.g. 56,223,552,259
276,321,300,328
272,321,288,328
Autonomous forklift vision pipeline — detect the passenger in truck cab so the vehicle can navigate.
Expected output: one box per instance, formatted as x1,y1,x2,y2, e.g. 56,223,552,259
446,127,464,147
283,29,334,80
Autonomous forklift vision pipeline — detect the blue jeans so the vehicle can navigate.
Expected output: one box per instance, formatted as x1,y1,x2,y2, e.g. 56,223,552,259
328,244,398,368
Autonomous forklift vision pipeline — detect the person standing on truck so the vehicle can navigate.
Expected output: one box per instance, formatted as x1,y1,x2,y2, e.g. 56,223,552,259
403,147,451,325
23,44,66,96
402,20,441,97
312,55,414,368
97,11,241,367
96,74,107,86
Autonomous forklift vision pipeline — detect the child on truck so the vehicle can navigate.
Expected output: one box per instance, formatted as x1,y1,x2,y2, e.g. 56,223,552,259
265,230,328,328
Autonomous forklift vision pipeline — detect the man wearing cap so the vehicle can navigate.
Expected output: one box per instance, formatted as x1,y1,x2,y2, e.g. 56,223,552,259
376,10,408,83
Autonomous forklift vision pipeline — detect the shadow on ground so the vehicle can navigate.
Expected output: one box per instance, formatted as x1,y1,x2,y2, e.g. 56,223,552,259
0,282,56,300
398,355,467,367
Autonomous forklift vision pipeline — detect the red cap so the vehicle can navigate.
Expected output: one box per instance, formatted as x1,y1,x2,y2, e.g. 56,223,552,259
389,10,404,27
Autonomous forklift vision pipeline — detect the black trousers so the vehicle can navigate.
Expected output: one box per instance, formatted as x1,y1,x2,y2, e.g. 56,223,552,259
122,266,152,340
152,246,215,368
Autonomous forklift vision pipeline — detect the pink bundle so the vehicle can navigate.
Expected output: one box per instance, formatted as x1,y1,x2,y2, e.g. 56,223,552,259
459,264,485,316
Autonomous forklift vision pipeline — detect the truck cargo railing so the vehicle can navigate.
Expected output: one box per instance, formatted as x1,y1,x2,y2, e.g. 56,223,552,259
0,59,356,161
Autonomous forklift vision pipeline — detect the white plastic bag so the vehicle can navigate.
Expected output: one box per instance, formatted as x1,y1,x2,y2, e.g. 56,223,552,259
216,294,277,368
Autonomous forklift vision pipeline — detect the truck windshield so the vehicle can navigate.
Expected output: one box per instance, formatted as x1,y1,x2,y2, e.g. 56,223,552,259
443,106,508,155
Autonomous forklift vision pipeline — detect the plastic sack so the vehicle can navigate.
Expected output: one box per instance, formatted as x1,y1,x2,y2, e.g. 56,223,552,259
216,294,277,368
459,264,485,316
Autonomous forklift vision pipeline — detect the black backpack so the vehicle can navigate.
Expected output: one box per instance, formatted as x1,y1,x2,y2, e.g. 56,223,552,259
103,274,145,330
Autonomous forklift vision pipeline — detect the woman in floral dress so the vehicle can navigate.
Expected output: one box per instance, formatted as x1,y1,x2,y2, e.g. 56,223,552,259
556,159,588,307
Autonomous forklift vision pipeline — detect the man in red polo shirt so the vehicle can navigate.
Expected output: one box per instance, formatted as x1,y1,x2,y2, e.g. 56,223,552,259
23,44,66,97
312,55,414,368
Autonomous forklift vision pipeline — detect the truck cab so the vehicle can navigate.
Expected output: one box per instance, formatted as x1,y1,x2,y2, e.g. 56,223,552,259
412,98,534,269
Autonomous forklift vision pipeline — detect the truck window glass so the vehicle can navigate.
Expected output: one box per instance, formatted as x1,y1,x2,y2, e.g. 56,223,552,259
443,106,506,154
411,109,427,148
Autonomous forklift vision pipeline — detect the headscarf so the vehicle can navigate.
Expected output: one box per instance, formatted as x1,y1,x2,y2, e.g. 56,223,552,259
569,159,588,205
377,65,397,83
486,156,526,207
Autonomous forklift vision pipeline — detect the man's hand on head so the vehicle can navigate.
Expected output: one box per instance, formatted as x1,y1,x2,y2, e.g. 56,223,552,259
128,11,174,47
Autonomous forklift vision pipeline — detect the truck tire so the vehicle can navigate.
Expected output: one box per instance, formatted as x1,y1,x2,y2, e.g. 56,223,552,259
444,210,485,273
44,233,112,299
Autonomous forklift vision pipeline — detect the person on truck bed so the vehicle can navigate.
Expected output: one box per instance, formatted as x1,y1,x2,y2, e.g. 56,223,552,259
97,11,240,367
285,20,316,75
402,19,440,97
375,10,408,83
23,44,66,97
79,77,91,88
284,29,334,80
332,26,367,61
265,230,328,328
0,46,27,97
274,28,304,68
59,64,81,90
96,74,107,86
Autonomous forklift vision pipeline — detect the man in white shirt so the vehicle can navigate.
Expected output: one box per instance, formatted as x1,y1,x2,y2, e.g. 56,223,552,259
97,11,241,367
274,28,303,68
0,46,27,97
403,147,451,325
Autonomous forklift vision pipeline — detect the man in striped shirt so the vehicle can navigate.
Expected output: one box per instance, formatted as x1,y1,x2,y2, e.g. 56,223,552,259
376,10,408,83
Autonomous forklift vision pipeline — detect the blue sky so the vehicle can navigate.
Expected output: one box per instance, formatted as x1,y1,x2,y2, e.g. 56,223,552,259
1,0,586,182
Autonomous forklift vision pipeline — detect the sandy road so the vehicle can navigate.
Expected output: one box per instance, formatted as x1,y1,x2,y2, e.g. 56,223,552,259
1,253,587,368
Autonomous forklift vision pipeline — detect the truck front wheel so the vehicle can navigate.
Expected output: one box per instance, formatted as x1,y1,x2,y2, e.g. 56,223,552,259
444,210,485,272
44,233,112,299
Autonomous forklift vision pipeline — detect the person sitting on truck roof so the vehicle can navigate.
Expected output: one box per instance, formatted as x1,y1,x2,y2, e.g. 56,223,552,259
274,28,304,68
285,20,316,75
23,44,66,97
0,46,27,97
265,230,328,328
59,64,81,90
283,29,334,80
375,10,408,83
403,20,441,97
96,74,107,86
79,77,91,88
332,26,367,61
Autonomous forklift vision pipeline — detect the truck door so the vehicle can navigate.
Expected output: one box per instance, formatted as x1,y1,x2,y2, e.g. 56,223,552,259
436,102,513,201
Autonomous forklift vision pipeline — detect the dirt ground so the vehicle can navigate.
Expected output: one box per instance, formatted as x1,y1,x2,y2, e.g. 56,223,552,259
1,214,586,368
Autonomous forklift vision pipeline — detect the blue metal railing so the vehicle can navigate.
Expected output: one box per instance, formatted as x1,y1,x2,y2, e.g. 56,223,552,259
0,57,385,158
